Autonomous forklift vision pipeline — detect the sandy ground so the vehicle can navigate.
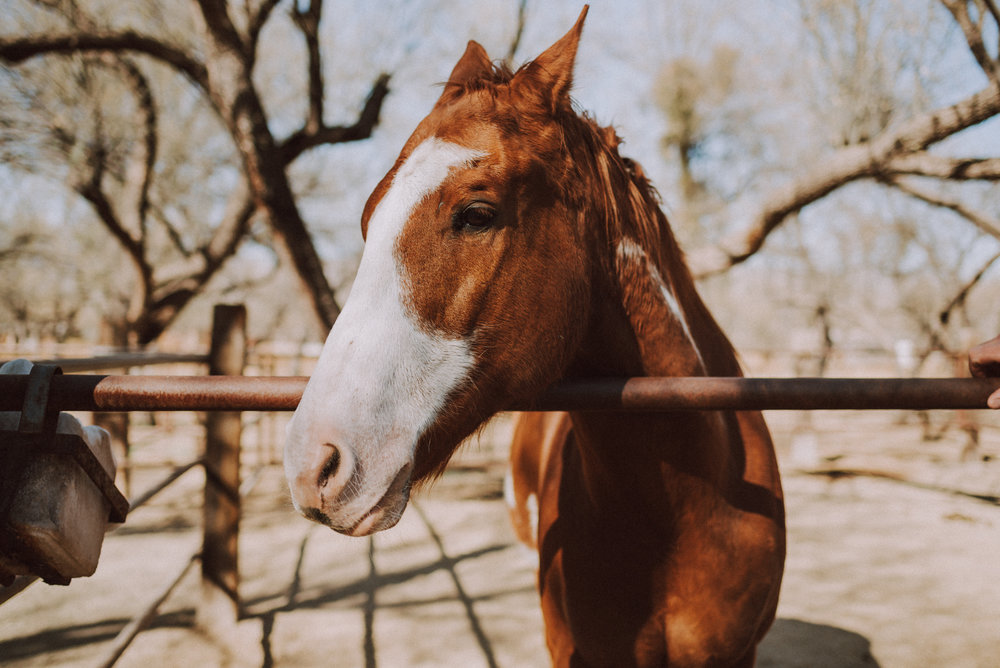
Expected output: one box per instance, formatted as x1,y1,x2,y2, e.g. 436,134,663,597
1,410,999,667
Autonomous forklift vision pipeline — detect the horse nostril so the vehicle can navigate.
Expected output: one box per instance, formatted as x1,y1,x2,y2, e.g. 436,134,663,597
313,443,359,507
318,444,341,487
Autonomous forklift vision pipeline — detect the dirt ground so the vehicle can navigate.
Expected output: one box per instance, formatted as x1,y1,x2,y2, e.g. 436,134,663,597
1,409,998,667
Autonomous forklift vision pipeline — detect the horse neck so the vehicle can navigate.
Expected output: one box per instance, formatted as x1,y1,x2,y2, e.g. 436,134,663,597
572,202,741,381
564,182,744,522
615,233,739,378
563,122,741,380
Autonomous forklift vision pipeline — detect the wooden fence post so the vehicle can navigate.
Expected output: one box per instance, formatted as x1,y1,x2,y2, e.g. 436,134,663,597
198,304,246,634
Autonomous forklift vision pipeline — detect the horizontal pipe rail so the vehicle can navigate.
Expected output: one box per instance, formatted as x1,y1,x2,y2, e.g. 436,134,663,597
530,377,1000,411
1,375,1000,411
29,353,209,373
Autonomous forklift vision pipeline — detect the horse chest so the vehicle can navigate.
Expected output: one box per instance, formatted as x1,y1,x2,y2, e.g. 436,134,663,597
534,436,667,664
543,530,770,667
534,424,778,666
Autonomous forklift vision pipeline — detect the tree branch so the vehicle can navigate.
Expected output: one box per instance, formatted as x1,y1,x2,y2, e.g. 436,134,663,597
147,201,192,257
137,181,256,344
0,31,209,89
152,191,255,295
507,0,529,64
939,249,1000,325
78,176,150,292
195,0,246,55
193,0,344,330
888,175,1000,240
248,0,282,56
291,0,324,135
278,72,391,164
940,0,1000,84
0,233,42,262
689,84,1000,277
103,55,157,240
885,151,1000,180
984,0,1000,25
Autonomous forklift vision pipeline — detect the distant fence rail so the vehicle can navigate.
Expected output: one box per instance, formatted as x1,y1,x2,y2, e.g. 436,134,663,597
27,352,210,372
2,375,999,413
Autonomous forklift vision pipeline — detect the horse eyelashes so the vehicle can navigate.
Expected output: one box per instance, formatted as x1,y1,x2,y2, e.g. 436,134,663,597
454,202,497,232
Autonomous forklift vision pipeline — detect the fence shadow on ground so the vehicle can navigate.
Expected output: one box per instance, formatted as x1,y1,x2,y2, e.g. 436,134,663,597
758,618,880,667
0,611,194,663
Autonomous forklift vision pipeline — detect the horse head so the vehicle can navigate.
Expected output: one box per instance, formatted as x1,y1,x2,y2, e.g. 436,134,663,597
284,8,601,536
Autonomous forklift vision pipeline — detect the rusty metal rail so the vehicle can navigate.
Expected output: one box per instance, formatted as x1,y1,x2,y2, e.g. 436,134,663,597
29,352,209,372
1,375,999,412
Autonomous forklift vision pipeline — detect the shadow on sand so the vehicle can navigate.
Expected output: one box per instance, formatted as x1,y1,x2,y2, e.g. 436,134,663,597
758,618,880,667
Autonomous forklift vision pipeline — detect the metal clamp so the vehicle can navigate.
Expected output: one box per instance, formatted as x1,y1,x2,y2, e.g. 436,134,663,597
11,364,129,523
18,364,62,437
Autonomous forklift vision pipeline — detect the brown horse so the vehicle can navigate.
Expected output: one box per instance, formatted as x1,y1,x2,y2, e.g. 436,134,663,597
284,7,784,666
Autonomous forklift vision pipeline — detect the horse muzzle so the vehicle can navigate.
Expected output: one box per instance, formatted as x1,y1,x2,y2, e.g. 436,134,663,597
285,438,414,537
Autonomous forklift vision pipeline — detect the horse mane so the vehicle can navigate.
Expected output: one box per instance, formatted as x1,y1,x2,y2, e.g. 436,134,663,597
562,115,673,262
562,110,743,375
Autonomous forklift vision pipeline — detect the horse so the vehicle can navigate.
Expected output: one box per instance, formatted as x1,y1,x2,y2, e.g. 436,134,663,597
283,7,785,666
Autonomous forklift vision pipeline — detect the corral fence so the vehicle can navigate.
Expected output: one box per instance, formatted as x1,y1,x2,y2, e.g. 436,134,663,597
2,304,1000,666
0,304,266,667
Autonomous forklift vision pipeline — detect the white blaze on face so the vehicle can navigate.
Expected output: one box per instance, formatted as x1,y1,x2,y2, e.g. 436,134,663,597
285,138,483,522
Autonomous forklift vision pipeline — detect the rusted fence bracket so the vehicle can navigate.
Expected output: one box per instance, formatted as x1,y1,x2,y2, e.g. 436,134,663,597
0,364,128,586
3,365,128,523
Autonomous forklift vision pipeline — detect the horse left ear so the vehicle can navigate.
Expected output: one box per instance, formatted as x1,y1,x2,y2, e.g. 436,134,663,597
513,5,589,113
436,40,494,106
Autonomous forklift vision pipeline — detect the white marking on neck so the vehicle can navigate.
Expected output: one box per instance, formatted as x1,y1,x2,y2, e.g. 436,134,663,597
616,238,705,370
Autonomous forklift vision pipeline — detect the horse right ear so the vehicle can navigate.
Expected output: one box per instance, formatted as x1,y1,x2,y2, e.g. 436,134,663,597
511,5,588,114
437,40,493,106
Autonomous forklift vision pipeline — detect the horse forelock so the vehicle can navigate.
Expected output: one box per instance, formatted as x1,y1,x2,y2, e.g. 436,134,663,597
442,58,517,97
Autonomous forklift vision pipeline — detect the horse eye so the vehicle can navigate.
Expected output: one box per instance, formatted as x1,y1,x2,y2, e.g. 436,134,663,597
455,202,496,232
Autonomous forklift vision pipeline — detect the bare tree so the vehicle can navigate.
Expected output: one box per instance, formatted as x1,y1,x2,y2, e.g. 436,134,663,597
686,0,1000,279
653,45,741,243
0,221,77,341
506,0,529,64
0,0,391,334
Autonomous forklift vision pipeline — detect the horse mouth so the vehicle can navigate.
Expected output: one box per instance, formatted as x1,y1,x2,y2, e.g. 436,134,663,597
307,463,413,537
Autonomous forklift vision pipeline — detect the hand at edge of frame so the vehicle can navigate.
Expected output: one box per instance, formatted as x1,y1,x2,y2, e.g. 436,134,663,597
969,335,1000,409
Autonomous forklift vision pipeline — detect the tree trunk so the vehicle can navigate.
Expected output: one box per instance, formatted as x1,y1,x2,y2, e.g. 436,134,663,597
199,35,340,331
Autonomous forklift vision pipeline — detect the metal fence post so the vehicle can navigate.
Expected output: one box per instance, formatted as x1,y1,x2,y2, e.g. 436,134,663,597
198,304,245,634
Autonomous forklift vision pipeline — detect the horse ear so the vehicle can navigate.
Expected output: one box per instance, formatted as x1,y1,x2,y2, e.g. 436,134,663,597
512,5,589,113
437,40,493,105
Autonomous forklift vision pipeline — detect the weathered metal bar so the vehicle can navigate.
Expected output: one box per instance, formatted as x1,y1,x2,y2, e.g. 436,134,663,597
523,377,1000,411
2,375,1000,411
0,375,306,411
30,353,209,373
